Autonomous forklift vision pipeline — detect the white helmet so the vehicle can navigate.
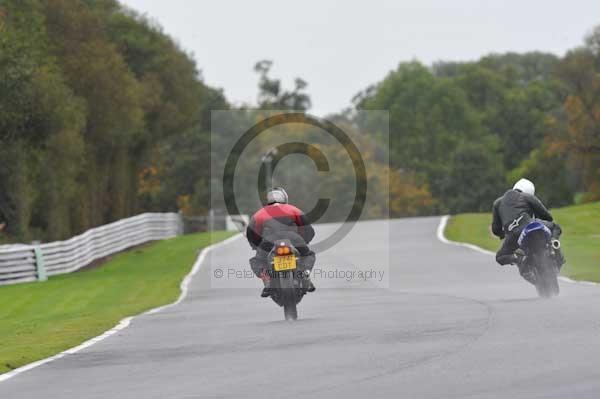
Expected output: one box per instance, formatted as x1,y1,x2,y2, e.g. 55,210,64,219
513,178,535,196
266,187,288,204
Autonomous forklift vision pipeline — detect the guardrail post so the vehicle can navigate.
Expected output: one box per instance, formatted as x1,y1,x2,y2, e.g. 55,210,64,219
32,241,48,282
177,211,185,236
208,209,215,232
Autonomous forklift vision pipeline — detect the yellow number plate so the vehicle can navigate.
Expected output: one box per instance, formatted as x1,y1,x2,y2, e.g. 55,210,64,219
273,255,297,271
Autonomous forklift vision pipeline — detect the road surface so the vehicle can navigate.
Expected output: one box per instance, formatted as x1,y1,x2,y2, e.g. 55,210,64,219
2,217,600,398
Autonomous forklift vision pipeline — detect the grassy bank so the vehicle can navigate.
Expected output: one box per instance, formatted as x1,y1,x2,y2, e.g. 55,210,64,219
0,231,234,374
445,201,600,282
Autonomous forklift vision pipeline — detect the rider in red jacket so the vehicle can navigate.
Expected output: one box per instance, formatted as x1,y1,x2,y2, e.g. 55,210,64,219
246,187,316,297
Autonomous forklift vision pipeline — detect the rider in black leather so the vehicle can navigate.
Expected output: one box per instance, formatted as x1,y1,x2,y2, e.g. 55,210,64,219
492,179,565,276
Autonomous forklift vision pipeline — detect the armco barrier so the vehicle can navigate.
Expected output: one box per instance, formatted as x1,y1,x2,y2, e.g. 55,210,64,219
0,213,182,286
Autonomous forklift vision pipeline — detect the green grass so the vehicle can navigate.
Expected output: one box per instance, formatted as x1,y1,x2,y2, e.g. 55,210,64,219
445,201,600,282
0,231,234,374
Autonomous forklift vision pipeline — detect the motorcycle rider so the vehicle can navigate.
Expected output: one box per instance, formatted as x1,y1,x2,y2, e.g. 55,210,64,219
492,178,565,281
246,187,316,297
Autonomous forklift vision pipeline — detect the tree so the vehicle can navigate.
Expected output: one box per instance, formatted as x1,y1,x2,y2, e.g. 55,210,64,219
552,27,600,201
438,139,506,213
446,59,562,170
508,144,573,207
254,60,311,110
0,0,86,240
0,0,228,240
357,61,494,212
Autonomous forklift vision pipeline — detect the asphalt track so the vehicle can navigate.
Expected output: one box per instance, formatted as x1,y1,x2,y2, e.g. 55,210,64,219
2,217,600,398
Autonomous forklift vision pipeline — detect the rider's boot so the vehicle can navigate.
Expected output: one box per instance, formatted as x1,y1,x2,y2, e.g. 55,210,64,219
513,248,526,266
302,271,316,293
259,270,272,298
514,250,535,285
306,278,316,293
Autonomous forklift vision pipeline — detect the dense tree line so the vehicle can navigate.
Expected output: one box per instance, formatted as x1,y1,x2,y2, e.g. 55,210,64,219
0,0,598,242
355,28,600,213
0,0,223,241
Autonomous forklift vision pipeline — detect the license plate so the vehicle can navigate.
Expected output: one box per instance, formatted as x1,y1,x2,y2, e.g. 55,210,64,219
273,255,297,271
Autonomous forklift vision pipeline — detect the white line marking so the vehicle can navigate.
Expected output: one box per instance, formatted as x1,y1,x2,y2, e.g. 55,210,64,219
557,275,600,286
436,215,599,287
0,317,132,383
145,233,242,314
436,215,495,256
0,233,243,383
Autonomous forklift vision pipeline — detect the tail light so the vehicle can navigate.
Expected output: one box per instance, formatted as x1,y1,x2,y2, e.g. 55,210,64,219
276,242,291,256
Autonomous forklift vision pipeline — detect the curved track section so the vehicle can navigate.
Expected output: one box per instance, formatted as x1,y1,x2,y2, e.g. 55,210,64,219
2,217,600,398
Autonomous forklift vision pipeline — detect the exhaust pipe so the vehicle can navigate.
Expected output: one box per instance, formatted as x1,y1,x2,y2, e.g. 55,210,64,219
551,239,561,249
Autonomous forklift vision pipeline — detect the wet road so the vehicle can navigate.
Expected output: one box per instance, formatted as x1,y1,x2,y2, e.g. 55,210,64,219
2,217,599,398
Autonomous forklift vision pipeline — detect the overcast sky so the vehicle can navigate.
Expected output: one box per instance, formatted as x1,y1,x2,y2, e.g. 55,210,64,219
120,0,599,116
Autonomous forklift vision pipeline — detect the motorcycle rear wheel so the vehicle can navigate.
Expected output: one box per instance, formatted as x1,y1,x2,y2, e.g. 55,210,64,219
280,271,298,321
283,301,298,321
534,254,560,298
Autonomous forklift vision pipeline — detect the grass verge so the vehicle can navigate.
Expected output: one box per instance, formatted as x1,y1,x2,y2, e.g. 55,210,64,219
0,231,234,374
445,201,600,282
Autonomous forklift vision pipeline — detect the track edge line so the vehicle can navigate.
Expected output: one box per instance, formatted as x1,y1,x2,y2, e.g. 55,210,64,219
0,233,243,383
436,215,598,287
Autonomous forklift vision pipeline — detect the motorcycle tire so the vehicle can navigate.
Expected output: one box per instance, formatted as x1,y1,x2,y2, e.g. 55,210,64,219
534,253,560,298
280,271,298,321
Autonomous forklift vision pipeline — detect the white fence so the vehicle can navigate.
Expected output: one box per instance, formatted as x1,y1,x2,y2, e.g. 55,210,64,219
0,213,182,286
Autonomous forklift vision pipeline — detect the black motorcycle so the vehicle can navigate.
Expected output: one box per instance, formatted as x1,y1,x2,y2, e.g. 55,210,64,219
517,220,562,297
267,239,309,320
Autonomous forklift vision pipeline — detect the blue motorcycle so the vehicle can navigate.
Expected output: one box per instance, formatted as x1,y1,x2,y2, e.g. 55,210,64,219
517,220,562,297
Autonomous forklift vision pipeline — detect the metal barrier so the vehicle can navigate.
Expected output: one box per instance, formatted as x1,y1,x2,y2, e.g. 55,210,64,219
0,213,182,286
